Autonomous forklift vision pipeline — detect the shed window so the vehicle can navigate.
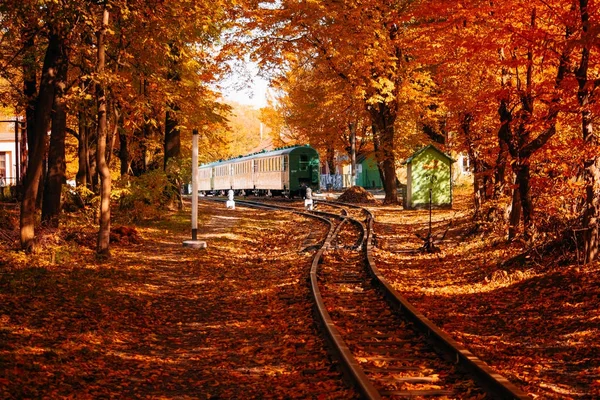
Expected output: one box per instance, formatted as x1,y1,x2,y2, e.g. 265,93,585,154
299,154,308,171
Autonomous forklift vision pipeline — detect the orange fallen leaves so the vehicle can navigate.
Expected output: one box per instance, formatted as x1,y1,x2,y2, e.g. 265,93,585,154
371,191,600,399
0,202,356,399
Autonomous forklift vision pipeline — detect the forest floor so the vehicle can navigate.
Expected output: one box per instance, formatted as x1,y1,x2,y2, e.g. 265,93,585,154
0,189,598,399
371,188,600,399
0,202,354,399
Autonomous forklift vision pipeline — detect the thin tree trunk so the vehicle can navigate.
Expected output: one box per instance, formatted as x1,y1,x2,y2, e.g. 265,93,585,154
96,7,111,255
462,113,482,218
495,99,511,199
326,144,335,176
164,105,181,170
119,128,129,176
164,42,181,171
369,102,397,204
22,28,37,186
42,36,69,227
20,32,61,250
516,161,534,239
577,0,600,263
88,125,98,192
107,101,120,168
349,122,356,186
508,173,522,241
76,109,88,187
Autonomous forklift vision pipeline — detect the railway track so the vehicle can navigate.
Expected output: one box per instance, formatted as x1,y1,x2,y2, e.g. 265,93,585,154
200,197,530,399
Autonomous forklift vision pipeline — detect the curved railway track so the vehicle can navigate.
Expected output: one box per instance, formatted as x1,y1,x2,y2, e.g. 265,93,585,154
200,197,530,399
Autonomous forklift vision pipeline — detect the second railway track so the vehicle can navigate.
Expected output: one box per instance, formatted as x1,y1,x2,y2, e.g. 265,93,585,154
200,197,530,399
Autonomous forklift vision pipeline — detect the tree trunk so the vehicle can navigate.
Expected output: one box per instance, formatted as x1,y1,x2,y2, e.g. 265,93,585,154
76,110,88,187
577,0,600,263
508,173,521,241
119,128,129,176
462,113,483,218
88,126,98,192
22,28,37,186
369,102,397,204
581,115,599,263
42,36,69,227
20,32,61,251
107,100,121,168
494,97,512,199
349,122,357,186
164,105,180,170
96,8,111,255
326,144,335,175
516,160,534,240
164,43,181,171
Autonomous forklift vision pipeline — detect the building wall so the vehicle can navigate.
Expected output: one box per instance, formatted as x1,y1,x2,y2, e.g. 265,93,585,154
0,140,15,185
0,118,22,186
407,147,452,208
357,153,383,189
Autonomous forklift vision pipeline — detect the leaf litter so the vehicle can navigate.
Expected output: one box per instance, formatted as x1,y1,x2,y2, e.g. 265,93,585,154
370,190,600,399
0,202,354,399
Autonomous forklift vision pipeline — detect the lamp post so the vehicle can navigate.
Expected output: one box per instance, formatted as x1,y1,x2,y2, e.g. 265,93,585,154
183,129,206,249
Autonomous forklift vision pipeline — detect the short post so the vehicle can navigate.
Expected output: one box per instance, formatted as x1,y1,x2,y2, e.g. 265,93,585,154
305,187,313,210
183,129,207,249
226,188,235,209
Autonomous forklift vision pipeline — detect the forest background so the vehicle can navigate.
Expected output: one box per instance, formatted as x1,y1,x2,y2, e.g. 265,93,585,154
0,0,599,264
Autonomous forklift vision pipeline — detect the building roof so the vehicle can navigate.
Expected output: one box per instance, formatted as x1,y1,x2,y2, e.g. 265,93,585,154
405,144,455,164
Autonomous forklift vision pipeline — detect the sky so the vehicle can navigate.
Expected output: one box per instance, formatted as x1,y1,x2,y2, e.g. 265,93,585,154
223,76,269,108
221,60,270,109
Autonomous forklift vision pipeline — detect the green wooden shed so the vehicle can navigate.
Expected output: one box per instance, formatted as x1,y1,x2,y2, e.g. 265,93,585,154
405,145,454,209
357,152,383,189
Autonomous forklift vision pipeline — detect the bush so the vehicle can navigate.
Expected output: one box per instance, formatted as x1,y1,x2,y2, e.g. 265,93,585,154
116,170,178,223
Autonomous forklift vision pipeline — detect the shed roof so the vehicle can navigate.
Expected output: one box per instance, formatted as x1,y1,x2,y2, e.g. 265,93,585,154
405,144,455,164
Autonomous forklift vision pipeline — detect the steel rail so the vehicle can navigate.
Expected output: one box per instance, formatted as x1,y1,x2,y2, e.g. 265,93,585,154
200,197,382,398
200,197,529,399
358,206,531,400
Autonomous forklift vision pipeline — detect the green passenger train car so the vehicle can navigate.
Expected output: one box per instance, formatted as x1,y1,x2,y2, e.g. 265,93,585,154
198,145,320,196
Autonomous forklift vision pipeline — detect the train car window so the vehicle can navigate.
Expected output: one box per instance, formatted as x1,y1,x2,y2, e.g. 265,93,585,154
300,154,308,171
283,156,288,171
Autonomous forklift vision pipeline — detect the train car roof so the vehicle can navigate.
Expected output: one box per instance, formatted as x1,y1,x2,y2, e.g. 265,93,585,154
199,145,317,168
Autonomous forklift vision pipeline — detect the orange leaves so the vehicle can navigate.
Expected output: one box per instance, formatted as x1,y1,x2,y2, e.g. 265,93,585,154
372,192,600,398
0,203,355,398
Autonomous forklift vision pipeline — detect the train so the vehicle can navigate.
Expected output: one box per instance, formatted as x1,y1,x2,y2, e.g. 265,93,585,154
198,145,320,197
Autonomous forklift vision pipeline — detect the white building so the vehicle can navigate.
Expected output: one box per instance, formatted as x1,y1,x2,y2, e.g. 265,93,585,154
0,117,24,186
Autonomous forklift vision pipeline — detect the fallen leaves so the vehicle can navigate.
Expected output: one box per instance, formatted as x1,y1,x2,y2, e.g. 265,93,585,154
371,191,600,399
0,202,355,399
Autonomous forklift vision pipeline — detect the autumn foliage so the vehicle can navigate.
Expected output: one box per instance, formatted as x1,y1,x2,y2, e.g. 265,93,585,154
1,0,600,398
